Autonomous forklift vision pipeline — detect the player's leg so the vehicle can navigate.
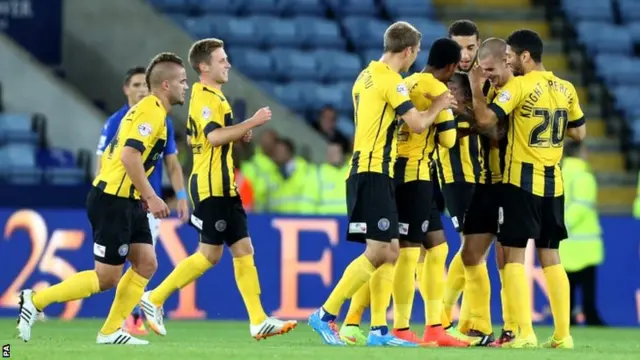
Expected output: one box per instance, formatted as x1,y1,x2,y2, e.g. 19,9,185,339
498,184,539,348
390,181,429,343
494,241,516,345
17,189,125,342
97,202,158,345
339,282,370,345
538,195,574,349
309,173,409,346
142,198,221,336
459,184,497,346
421,209,469,347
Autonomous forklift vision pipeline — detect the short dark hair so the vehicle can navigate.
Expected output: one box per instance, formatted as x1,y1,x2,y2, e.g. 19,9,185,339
506,29,543,63
450,72,471,100
383,21,422,53
124,67,146,86
427,38,462,69
448,20,480,39
278,138,295,155
145,52,184,90
564,140,582,157
188,38,225,74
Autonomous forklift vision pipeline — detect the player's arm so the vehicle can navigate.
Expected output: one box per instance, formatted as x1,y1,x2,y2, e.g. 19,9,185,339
120,114,160,200
396,82,454,134
205,99,271,147
435,107,457,149
565,173,597,230
566,84,587,141
472,74,520,140
94,114,120,177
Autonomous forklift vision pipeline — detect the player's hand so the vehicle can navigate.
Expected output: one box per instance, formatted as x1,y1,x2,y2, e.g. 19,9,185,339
243,129,253,142
147,195,170,219
426,91,457,111
176,198,189,223
250,107,272,126
468,64,487,88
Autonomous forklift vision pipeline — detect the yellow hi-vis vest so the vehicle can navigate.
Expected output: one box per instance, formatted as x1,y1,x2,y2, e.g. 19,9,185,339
268,158,316,214
241,151,279,213
633,170,640,219
314,163,348,215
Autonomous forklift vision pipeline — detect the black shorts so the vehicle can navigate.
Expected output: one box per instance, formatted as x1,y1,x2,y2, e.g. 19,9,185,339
189,196,249,246
463,183,500,235
395,180,433,242
86,187,152,266
346,172,399,242
441,182,475,232
497,184,568,249
427,196,443,233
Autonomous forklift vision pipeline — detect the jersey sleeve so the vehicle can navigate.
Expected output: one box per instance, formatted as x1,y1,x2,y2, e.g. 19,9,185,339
488,77,523,122
122,107,164,154
383,74,414,116
96,114,121,155
164,117,178,156
567,83,585,128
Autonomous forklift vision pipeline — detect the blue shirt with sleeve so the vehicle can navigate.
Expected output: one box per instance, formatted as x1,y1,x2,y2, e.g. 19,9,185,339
96,104,177,195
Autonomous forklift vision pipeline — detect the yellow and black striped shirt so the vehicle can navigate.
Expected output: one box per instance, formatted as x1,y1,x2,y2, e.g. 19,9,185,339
187,83,237,203
93,95,167,199
434,119,484,184
481,84,506,184
348,61,414,179
490,71,585,197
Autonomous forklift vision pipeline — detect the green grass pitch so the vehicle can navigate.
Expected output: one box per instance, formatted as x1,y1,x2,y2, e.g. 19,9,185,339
1,319,639,360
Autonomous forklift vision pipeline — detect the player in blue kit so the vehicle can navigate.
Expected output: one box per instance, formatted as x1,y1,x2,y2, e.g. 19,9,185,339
95,66,189,335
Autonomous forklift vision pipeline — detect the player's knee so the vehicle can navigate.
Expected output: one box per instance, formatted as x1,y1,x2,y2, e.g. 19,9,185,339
198,243,223,266
363,240,399,266
537,248,561,267
131,255,158,279
228,237,253,258
95,269,121,291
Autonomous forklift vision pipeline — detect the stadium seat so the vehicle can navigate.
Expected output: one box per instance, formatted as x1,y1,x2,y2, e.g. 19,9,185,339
240,0,280,15
228,48,274,80
342,17,390,50
279,0,326,16
561,0,614,23
575,22,633,55
382,0,434,19
193,0,241,14
148,0,189,12
596,57,640,86
395,18,447,48
182,16,215,38
255,81,277,94
337,115,355,138
307,85,346,112
0,113,37,145
619,0,640,23
631,121,640,145
295,17,345,49
254,17,304,48
0,143,36,168
325,0,379,17
271,50,319,81
313,50,362,82
410,48,430,72
273,82,316,112
612,86,640,115
211,17,260,47
625,22,640,44
1,167,43,185
36,147,76,169
44,168,86,186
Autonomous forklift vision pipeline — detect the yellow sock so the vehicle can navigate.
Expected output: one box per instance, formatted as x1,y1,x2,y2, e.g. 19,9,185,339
392,248,420,329
233,254,268,325
32,270,100,311
463,264,492,334
149,252,212,306
344,282,370,325
543,264,571,339
370,263,394,327
100,268,149,335
499,269,517,332
323,255,375,315
425,243,448,326
504,263,533,337
443,252,465,321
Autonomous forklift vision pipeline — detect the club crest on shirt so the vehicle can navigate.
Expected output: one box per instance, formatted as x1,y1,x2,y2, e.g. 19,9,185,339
202,106,211,120
498,91,511,103
396,83,409,96
138,123,152,137
378,218,390,231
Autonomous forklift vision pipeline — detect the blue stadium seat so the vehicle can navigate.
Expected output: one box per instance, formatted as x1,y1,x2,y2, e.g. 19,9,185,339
241,0,280,15
182,16,215,38
360,49,381,65
619,0,640,23
279,0,326,16
595,55,640,86
0,113,37,145
295,17,345,49
193,0,241,14
337,115,355,138
631,120,640,145
326,0,379,17
227,48,275,80
342,17,390,50
0,167,43,185
396,18,447,48
625,22,640,43
273,82,316,112
612,86,640,115
148,0,189,12
307,85,346,112
256,81,277,94
0,144,36,168
271,50,320,81
44,168,86,186
575,22,633,55
253,17,303,48
314,50,362,82
561,0,614,23
211,17,260,47
410,48,430,72
382,0,434,19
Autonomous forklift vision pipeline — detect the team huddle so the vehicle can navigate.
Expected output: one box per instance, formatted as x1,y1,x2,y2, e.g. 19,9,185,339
308,19,585,349
14,18,584,350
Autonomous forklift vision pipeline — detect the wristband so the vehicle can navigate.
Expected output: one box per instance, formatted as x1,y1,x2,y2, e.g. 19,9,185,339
176,189,188,200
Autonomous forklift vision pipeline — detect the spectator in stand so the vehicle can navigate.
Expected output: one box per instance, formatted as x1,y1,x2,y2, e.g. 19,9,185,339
313,142,348,215
314,106,350,154
241,129,280,212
